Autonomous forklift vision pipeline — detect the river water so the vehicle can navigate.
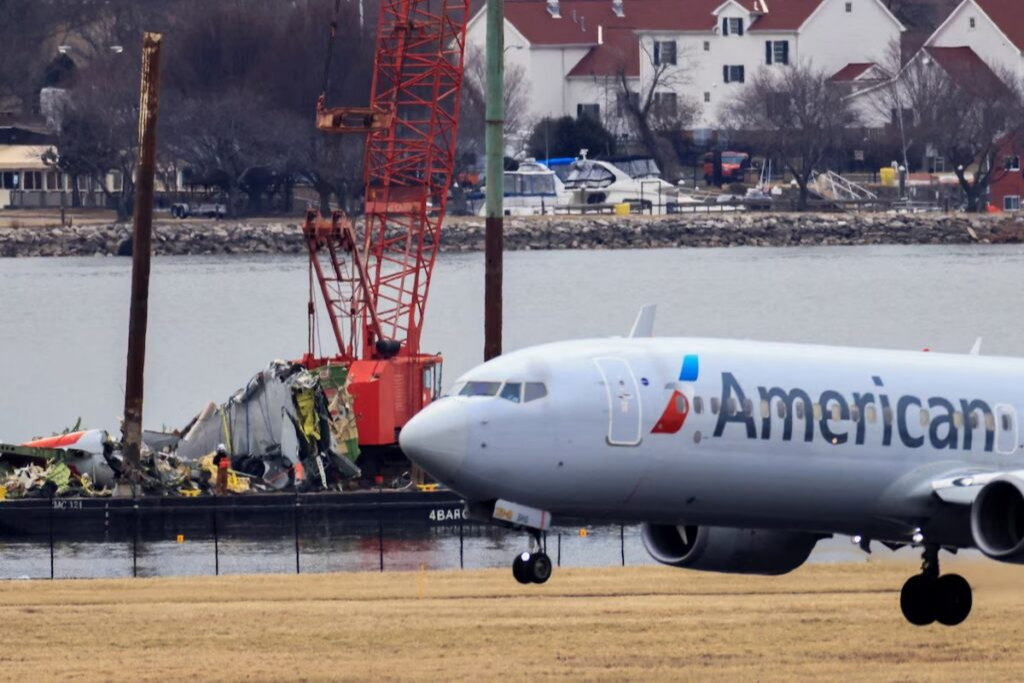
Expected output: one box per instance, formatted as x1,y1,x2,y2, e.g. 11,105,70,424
2,244,1023,576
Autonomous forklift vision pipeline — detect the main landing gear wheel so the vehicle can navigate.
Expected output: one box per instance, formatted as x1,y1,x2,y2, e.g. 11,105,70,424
899,545,972,626
512,551,552,584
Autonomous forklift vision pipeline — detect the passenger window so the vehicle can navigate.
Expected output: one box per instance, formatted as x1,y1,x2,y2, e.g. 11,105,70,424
523,382,548,402
795,401,804,420
985,413,996,432
675,395,687,412
883,406,893,425
711,397,720,414
694,396,704,414
500,383,522,403
760,400,770,419
776,401,786,419
743,398,753,416
830,404,841,421
850,406,860,422
726,398,738,416
954,412,964,429
919,409,930,427
812,403,822,421
866,406,877,424
969,411,979,429
459,381,502,397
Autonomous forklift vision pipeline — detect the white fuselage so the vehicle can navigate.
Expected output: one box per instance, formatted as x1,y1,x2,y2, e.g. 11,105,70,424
400,337,1021,548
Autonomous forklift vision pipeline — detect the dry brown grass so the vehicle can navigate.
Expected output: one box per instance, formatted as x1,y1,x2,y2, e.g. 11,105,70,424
0,561,1020,681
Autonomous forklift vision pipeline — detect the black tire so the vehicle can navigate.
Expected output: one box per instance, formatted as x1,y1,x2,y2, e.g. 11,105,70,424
528,552,552,584
900,575,936,626
512,553,531,584
935,574,972,626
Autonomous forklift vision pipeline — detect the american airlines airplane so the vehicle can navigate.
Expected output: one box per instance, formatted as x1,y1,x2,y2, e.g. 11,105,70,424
400,306,1024,627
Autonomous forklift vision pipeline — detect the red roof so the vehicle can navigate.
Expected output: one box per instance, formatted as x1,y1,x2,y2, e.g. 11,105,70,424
503,0,741,46
567,27,640,77
924,46,1008,97
748,0,824,31
830,62,877,81
974,0,1024,52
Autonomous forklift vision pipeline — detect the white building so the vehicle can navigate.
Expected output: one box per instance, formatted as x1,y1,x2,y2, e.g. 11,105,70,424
925,0,1023,79
465,0,904,133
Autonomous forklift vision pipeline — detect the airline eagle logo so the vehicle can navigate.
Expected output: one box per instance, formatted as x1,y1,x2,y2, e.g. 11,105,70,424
652,354,698,434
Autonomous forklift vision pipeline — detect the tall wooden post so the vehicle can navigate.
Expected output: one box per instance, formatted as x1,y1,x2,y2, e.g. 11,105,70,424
122,32,163,487
483,0,504,361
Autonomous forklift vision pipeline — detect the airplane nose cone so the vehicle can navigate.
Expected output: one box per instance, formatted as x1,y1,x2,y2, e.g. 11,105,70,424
399,399,469,483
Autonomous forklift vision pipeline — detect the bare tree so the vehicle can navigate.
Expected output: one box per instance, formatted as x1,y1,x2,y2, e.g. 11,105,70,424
724,63,859,210
45,48,142,220
875,44,1024,211
613,40,699,179
458,45,531,167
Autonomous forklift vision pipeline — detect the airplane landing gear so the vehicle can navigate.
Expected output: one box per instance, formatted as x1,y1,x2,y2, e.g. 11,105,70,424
512,531,552,585
900,544,972,626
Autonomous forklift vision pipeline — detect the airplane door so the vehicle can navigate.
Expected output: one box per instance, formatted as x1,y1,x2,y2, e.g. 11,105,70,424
595,357,642,446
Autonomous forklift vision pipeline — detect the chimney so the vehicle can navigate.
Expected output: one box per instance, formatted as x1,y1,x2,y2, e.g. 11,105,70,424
598,24,604,44
612,0,624,18
546,0,561,18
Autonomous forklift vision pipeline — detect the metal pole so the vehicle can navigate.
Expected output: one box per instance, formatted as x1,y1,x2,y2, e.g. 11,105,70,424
557,533,561,567
132,503,139,578
377,507,384,572
121,32,163,487
212,500,219,576
294,493,301,575
620,524,625,566
48,499,54,580
483,0,504,361
459,517,464,570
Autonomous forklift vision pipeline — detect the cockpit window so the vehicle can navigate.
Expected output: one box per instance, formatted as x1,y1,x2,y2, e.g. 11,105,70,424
459,381,502,397
524,382,548,402
500,383,522,403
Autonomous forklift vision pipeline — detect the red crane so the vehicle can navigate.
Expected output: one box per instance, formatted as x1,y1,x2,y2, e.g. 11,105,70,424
301,0,469,447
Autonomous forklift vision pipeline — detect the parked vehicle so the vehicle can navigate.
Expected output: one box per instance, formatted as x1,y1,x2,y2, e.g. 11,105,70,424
171,200,227,219
702,151,752,184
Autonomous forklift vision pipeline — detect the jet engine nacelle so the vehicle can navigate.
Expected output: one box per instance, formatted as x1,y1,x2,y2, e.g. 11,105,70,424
641,523,818,575
971,476,1024,563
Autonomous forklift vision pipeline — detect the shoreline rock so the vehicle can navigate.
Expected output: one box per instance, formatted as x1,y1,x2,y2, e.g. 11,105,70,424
2,213,1023,258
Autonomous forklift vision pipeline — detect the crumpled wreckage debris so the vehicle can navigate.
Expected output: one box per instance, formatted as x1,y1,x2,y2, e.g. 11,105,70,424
0,361,362,499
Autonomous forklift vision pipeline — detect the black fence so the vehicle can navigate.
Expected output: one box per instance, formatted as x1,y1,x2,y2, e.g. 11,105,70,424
0,493,649,580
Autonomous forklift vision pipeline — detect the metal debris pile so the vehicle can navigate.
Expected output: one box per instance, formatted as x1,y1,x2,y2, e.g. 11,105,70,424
0,361,361,499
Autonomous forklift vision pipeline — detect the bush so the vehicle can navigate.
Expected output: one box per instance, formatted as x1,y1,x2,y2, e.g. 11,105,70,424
527,116,617,160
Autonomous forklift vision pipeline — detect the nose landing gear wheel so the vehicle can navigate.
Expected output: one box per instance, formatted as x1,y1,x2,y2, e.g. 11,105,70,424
511,551,553,584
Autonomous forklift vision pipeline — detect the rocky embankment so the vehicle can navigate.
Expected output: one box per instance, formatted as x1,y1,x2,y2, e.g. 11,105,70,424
2,213,1024,257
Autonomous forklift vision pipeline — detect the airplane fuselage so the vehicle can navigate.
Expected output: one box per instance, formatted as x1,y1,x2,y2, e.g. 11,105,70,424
403,337,1023,548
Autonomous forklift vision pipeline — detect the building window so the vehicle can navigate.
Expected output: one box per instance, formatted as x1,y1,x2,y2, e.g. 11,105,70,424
653,41,677,66
23,171,42,190
703,40,710,52
704,91,711,103
653,91,678,117
1007,155,1021,172
617,90,639,115
845,2,852,12
722,17,744,36
765,40,789,65
0,172,15,189
1006,196,1021,212
576,103,600,120
969,17,976,28
723,65,745,83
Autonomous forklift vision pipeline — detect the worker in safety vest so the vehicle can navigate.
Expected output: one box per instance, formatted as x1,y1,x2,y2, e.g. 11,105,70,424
213,444,229,495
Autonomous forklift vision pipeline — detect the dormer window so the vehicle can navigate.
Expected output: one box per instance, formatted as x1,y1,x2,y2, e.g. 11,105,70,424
722,17,744,36
969,17,976,29
546,0,561,19
612,0,624,18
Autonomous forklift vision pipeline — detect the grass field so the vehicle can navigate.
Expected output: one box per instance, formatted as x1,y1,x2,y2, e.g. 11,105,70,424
0,561,1021,681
